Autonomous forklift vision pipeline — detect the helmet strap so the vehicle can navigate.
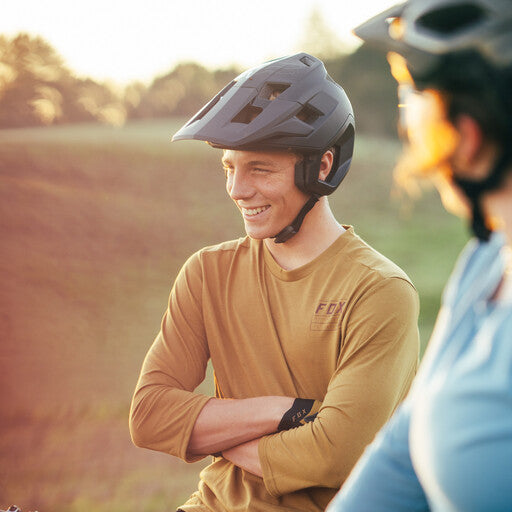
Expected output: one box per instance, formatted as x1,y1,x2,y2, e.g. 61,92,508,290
453,147,512,241
272,152,325,244
273,194,320,244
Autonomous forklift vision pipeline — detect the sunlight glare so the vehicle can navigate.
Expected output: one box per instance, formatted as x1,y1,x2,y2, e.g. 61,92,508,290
0,0,399,84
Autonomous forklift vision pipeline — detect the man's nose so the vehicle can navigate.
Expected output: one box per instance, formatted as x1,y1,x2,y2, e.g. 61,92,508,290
228,169,253,200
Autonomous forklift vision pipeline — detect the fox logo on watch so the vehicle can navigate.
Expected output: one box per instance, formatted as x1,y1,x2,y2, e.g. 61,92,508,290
311,299,346,331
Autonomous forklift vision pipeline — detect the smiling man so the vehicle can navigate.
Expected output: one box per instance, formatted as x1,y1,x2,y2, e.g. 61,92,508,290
129,53,420,512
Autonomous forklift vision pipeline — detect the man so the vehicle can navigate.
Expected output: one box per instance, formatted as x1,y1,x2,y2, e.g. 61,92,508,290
328,1,512,511
129,53,419,511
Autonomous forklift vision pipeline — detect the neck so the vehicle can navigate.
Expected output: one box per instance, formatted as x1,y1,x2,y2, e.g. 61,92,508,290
263,197,345,270
483,170,512,248
486,176,512,303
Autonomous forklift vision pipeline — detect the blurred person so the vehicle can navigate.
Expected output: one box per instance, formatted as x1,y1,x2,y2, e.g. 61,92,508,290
129,53,420,511
327,1,512,511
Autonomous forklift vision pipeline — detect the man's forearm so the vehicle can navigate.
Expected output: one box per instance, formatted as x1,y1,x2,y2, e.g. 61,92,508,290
220,397,323,478
187,395,294,455
222,438,263,477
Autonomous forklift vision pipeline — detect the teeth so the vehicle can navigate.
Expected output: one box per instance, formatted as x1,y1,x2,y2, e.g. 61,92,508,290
243,205,269,216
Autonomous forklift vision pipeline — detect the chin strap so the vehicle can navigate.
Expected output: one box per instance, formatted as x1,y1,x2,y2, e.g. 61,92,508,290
453,148,512,241
273,194,320,244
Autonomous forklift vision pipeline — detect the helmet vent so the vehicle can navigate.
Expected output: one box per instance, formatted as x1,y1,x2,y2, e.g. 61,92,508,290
300,55,315,67
231,104,263,124
190,80,236,123
296,104,322,125
416,4,487,35
261,82,290,100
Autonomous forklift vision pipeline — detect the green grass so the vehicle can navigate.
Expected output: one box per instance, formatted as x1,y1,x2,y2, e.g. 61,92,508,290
0,119,468,511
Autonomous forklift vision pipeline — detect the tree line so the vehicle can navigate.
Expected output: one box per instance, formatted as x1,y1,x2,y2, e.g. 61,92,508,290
0,33,398,136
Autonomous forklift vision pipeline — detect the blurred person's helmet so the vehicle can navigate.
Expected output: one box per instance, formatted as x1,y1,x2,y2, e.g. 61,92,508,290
353,0,512,84
354,0,512,241
172,53,355,243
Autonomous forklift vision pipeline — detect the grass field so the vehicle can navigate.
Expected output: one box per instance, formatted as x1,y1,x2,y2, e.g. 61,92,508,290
0,119,468,511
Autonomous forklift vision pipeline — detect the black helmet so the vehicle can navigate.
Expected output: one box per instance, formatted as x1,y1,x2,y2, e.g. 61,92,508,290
173,53,355,199
354,0,512,242
354,0,512,82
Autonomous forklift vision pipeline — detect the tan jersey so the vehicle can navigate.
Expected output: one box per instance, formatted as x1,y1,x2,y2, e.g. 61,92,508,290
130,226,420,511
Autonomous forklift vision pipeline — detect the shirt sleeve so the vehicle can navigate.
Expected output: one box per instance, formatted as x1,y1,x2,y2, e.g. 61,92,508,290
326,400,429,512
129,251,212,463
258,277,420,496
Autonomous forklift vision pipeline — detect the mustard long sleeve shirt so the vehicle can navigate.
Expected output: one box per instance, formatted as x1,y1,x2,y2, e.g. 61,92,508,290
130,227,420,511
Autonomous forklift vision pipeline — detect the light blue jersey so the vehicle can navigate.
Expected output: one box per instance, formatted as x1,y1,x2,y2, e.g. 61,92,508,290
328,232,512,512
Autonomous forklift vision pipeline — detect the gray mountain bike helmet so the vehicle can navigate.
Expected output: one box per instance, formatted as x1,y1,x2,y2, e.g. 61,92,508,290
354,0,512,241
172,53,355,243
354,0,512,81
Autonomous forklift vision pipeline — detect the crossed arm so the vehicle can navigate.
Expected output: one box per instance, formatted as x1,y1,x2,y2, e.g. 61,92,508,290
129,290,321,478
188,396,319,477
187,396,291,477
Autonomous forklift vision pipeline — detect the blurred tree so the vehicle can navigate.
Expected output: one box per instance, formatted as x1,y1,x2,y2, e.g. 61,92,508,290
0,36,18,106
73,78,127,126
124,81,147,118
0,33,126,128
296,7,350,60
0,33,65,127
0,31,397,135
325,44,398,136
133,62,238,119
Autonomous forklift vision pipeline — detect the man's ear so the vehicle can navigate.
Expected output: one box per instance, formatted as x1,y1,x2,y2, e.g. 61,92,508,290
452,115,500,180
318,150,334,181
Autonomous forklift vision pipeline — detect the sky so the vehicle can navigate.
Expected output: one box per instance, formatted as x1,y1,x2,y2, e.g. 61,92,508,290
1,0,398,85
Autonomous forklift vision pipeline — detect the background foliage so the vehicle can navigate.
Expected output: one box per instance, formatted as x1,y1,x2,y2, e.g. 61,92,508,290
0,32,396,134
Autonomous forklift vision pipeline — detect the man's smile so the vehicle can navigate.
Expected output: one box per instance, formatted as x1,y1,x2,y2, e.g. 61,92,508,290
241,205,271,217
